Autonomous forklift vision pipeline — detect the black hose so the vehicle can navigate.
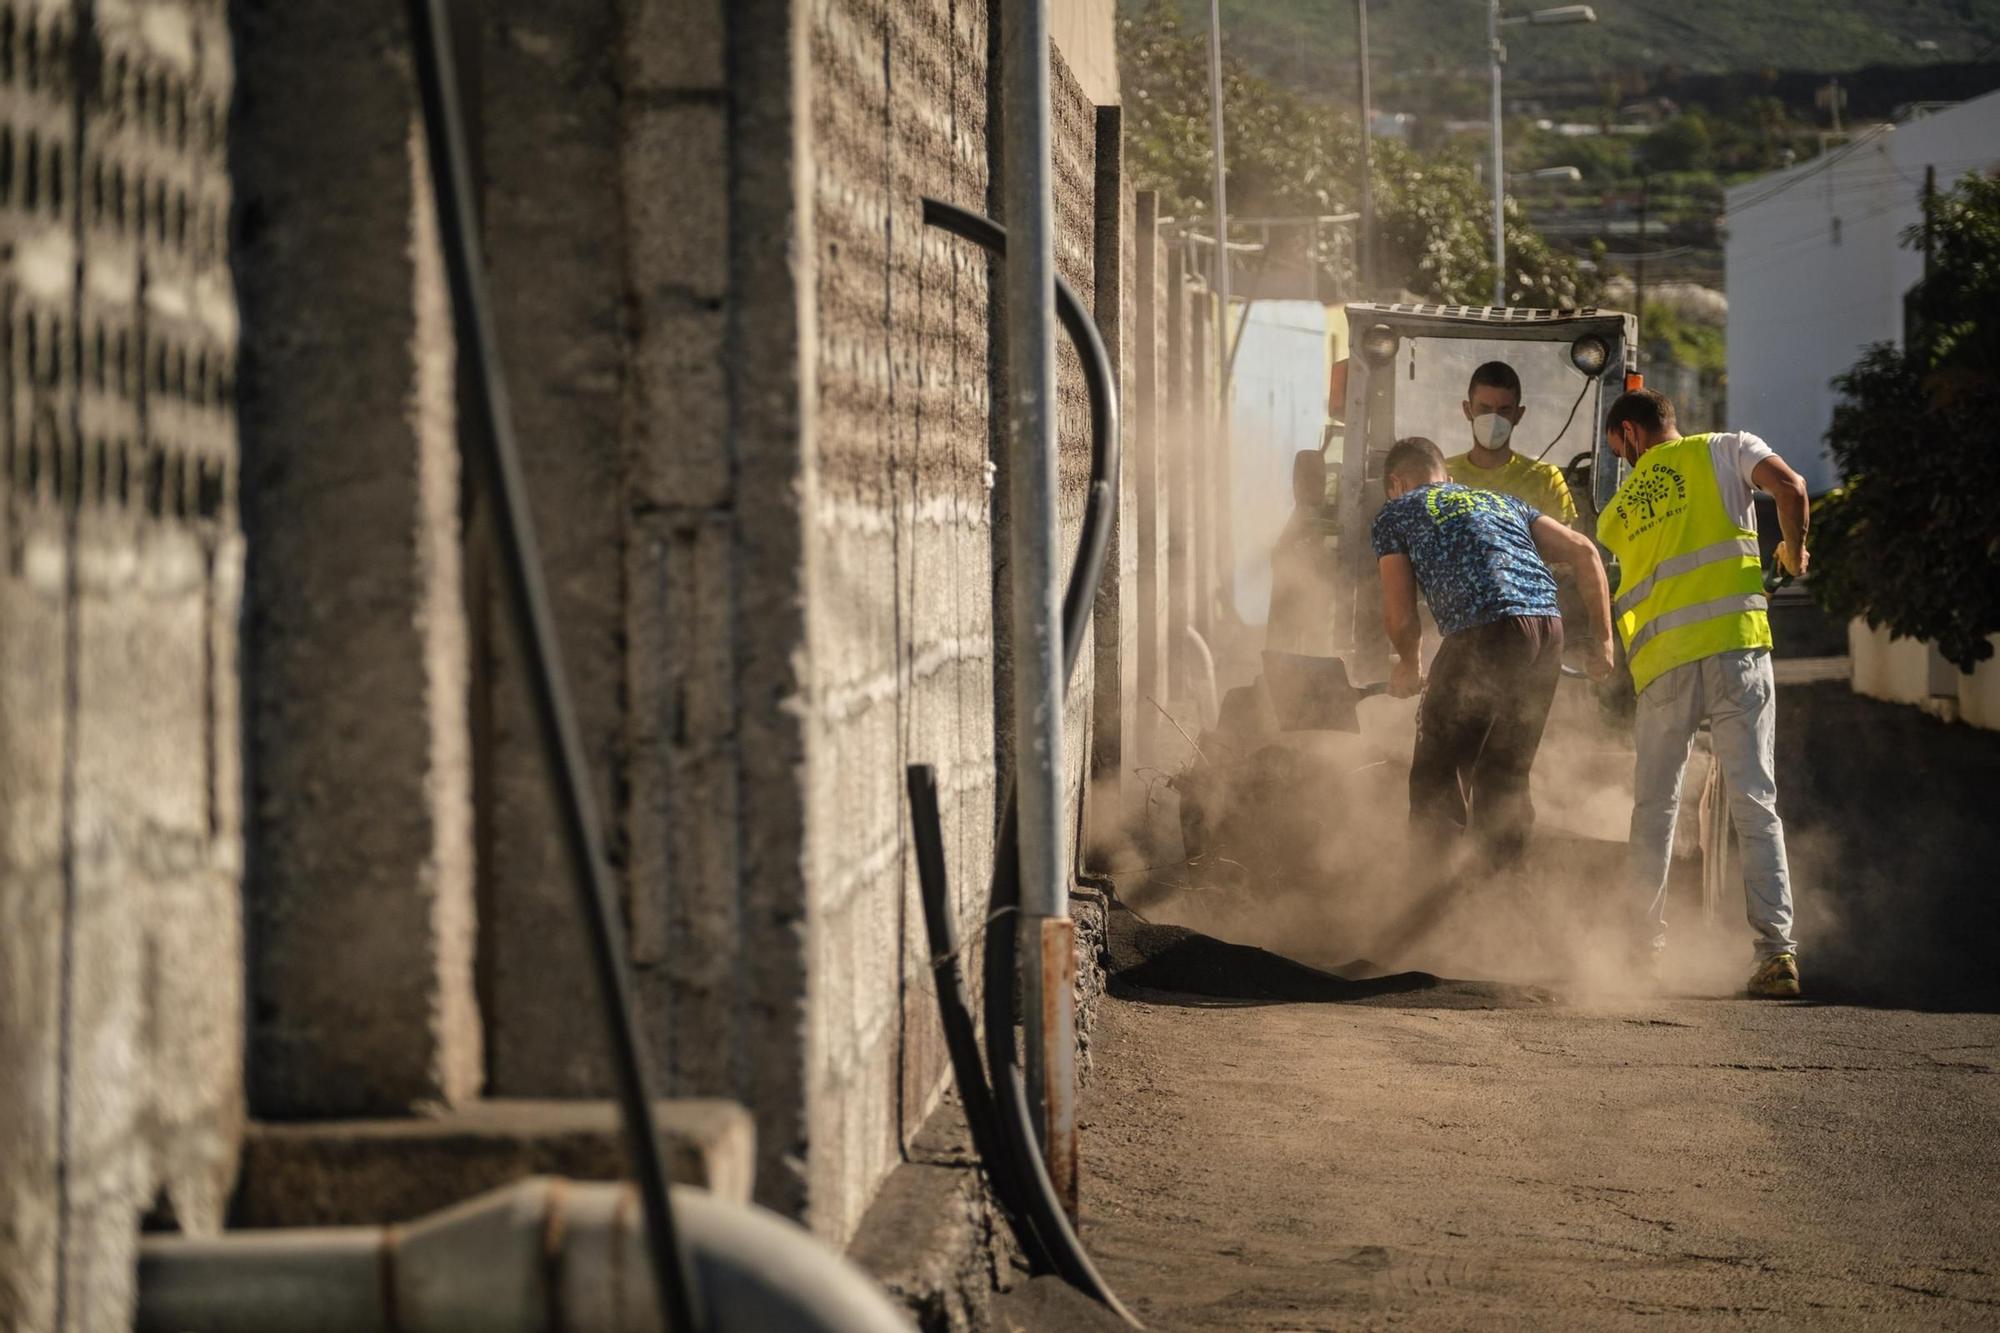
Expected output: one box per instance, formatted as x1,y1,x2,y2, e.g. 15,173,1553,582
905,766,1025,1223
917,198,1138,1326
404,5,703,1328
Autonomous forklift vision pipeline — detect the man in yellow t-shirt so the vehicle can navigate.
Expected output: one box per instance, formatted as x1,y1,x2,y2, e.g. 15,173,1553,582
1445,360,1579,527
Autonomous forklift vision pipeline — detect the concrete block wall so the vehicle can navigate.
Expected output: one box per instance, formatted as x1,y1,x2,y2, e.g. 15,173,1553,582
792,4,1146,1242
0,3,243,1329
0,17,1219,1326
475,0,631,1099
234,0,481,1119
800,0,1003,1244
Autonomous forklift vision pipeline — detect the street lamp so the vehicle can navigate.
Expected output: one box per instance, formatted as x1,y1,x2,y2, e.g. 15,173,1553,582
1488,2,1596,306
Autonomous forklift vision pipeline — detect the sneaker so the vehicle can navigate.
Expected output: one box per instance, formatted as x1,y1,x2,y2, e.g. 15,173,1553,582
1747,952,1801,999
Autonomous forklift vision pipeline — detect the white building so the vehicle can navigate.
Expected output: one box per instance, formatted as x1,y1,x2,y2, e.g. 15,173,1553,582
1724,90,2000,495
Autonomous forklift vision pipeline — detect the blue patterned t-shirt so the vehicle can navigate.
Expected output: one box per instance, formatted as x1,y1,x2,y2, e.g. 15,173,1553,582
1369,482,1559,638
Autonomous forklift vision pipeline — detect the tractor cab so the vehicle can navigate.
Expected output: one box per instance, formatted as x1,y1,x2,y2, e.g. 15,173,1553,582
1328,303,1637,679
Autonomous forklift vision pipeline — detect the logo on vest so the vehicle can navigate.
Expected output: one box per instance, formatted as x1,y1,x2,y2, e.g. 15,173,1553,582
1615,466,1688,537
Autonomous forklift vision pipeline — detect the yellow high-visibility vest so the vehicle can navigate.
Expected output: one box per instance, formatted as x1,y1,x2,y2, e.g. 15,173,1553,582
1595,433,1771,696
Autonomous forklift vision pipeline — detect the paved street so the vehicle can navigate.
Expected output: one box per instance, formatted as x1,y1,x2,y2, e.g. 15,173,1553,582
1074,683,2000,1330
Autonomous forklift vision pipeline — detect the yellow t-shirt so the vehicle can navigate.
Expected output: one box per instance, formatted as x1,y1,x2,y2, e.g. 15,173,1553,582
1445,451,1578,527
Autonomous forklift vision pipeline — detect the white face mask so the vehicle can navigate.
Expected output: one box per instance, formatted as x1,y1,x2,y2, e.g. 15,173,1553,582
1470,412,1514,450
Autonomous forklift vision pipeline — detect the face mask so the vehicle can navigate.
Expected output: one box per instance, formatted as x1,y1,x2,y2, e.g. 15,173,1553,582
1471,412,1513,450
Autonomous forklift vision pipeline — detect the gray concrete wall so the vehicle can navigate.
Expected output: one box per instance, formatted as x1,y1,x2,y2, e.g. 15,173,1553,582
0,11,1207,1322
474,0,629,1100
0,3,244,1329
234,0,481,1119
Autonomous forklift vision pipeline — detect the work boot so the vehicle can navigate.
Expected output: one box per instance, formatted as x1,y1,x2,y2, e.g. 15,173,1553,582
1747,952,1801,999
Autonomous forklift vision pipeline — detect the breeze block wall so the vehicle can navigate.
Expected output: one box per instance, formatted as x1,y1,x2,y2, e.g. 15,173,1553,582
801,0,1001,1243
0,3,242,1329
797,2,1114,1241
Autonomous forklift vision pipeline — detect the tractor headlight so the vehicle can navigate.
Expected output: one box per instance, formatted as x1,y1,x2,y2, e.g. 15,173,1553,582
1360,323,1398,365
1569,334,1610,377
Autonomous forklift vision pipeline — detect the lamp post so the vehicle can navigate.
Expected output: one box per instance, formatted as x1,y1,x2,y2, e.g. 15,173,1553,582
1489,2,1596,307
1355,0,1375,296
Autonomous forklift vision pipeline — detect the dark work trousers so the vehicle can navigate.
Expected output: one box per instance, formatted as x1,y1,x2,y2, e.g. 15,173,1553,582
1410,615,1565,867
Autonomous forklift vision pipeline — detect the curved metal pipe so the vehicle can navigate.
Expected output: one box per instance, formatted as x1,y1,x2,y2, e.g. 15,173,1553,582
917,198,1137,1326
919,198,1120,665
137,1178,912,1333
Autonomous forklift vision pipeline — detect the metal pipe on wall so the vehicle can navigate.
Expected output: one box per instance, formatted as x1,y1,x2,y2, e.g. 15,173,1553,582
137,1179,913,1333
998,0,1071,1161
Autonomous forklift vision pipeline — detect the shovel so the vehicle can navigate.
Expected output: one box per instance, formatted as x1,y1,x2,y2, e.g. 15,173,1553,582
1261,650,1388,732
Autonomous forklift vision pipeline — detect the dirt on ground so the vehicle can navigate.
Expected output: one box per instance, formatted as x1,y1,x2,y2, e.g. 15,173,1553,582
1061,682,2000,1331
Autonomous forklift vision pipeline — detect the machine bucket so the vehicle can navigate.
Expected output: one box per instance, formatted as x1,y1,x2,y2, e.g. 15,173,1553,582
1261,650,1388,733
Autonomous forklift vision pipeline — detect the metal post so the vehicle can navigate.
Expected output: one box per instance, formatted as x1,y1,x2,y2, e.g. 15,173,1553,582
1355,0,1375,297
999,0,1068,1164
1635,171,1648,348
1206,0,1234,618
1489,0,1506,307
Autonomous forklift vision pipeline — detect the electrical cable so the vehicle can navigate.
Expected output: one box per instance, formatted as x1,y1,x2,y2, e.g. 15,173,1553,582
1534,373,1596,462
404,4,704,1329
916,197,1139,1327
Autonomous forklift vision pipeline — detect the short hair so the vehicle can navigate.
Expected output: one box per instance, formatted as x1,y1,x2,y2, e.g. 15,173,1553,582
1605,387,1677,436
1467,360,1522,403
1385,436,1447,487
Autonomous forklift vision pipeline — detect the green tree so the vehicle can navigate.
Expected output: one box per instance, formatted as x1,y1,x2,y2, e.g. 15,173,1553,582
1813,175,2000,671
1636,111,1713,173
1119,0,1597,308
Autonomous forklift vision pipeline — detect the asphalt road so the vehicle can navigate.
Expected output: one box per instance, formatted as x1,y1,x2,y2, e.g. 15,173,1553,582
1069,683,2000,1330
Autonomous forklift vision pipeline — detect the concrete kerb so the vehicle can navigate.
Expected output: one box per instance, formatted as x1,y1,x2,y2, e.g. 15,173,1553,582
229,1098,755,1229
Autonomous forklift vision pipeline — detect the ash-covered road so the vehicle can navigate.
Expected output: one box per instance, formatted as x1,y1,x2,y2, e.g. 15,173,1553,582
1069,683,2000,1330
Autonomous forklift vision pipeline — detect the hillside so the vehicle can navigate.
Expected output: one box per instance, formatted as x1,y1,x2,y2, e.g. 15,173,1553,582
1134,0,2000,96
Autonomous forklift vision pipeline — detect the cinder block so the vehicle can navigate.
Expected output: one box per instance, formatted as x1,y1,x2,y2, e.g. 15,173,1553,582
625,102,730,304
626,0,726,92
627,304,731,511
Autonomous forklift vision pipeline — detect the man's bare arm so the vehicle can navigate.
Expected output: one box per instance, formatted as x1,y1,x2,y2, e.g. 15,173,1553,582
1377,554,1424,696
1530,516,1616,679
1752,454,1811,576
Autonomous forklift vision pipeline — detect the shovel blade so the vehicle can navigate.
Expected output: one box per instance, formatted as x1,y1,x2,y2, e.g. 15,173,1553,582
1262,650,1366,732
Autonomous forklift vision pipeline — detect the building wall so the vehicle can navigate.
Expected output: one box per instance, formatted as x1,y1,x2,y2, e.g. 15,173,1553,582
795,3,1125,1241
0,3,242,1329
1724,92,2000,493
3,8,1201,1323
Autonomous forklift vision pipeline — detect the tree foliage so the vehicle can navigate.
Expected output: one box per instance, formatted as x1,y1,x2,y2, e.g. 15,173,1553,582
1812,174,2000,672
1119,0,1597,309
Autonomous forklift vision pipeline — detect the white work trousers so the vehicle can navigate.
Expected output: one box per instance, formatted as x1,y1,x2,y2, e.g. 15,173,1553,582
1628,648,1796,958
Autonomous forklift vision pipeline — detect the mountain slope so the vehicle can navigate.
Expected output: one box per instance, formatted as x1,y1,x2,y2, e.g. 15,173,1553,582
1134,0,2000,93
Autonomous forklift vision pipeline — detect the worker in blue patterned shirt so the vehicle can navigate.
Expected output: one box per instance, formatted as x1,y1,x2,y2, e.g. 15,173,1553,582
1371,437,1615,864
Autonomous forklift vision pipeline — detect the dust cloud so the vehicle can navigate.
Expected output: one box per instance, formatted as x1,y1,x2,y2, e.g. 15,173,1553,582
1120,675,1771,1002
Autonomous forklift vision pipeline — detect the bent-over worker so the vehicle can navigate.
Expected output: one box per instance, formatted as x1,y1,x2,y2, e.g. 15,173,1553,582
1598,388,1809,998
1373,437,1615,867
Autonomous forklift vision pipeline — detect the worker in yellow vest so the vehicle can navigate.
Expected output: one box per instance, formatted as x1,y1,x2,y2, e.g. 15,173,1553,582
1597,388,1810,998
